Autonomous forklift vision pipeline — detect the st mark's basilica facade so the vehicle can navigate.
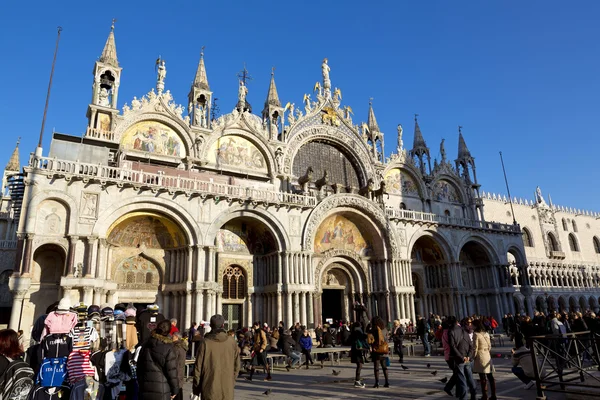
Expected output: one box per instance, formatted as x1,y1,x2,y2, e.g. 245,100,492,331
2,25,600,339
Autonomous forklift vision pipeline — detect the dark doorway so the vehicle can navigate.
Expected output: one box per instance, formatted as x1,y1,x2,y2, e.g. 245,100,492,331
322,289,343,323
222,304,242,331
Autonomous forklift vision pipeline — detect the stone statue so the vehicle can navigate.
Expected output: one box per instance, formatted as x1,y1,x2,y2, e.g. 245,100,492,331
194,104,203,126
440,138,446,161
536,186,547,205
397,124,403,150
157,60,166,84
98,87,109,106
238,80,248,105
303,93,312,112
275,148,284,173
287,103,296,124
322,58,331,90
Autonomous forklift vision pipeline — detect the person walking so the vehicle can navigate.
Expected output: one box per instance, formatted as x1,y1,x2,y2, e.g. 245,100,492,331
172,331,188,400
299,329,314,369
192,314,241,400
137,319,180,400
368,316,390,388
448,317,477,400
392,320,404,363
349,322,368,388
473,320,497,400
441,317,458,396
417,315,431,357
246,322,272,381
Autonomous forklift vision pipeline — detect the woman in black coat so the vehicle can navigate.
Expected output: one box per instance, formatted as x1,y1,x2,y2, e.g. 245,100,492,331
137,319,180,400
349,322,368,388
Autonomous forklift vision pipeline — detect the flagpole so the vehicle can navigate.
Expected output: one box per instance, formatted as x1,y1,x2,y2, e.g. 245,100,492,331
499,151,517,225
37,27,62,155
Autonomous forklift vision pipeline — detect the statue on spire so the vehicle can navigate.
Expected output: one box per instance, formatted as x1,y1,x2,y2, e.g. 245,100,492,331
397,124,403,151
440,139,446,162
322,58,331,95
535,186,547,206
156,57,167,94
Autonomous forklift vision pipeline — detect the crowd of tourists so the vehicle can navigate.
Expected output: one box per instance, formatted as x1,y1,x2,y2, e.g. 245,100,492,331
1,300,600,400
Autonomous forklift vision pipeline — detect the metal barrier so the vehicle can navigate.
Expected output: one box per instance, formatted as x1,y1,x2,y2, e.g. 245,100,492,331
529,331,600,399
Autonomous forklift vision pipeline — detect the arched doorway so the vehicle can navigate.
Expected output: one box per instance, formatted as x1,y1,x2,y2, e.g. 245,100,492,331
30,244,66,319
410,235,450,318
221,265,247,330
321,264,353,323
0,269,14,327
215,217,277,327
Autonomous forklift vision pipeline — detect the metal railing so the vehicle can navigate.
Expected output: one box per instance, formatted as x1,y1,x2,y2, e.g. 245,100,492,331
530,331,600,398
385,208,521,233
29,156,316,208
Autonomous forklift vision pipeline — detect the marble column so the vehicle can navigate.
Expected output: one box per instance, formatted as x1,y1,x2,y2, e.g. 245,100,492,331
97,239,108,280
307,292,314,329
21,234,35,275
293,292,300,324
83,287,94,305
277,253,283,285
300,292,307,326
286,292,293,326
246,293,253,327
85,236,98,277
14,235,24,275
66,236,79,276
185,291,192,329
216,291,223,316
409,294,416,323
195,290,204,323
93,289,105,306
187,246,193,282
207,247,216,282
9,292,25,330
395,294,402,320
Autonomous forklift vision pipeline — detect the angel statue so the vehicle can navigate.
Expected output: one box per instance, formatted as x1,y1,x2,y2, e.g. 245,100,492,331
284,102,296,124
313,82,321,94
333,88,342,102
303,93,312,112
343,105,353,120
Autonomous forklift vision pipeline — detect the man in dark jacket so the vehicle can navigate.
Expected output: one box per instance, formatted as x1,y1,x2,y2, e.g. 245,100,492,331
280,330,301,370
137,319,180,400
447,317,477,400
416,316,431,357
193,314,241,400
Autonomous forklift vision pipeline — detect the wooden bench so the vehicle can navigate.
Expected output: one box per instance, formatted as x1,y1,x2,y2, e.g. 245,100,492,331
310,346,351,366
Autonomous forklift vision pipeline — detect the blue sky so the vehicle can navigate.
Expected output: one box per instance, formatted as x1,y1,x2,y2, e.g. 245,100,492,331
2,1,599,212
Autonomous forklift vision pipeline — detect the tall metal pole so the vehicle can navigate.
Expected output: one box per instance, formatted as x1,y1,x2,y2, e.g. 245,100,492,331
38,27,63,150
499,151,517,225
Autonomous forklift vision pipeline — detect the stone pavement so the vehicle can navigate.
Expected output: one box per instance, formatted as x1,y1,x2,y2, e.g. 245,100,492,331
181,338,568,400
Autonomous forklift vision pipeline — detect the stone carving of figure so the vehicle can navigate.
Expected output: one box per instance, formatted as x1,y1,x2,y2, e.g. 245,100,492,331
275,148,284,173
287,103,296,124
536,186,547,205
82,193,97,217
322,58,331,90
194,104,203,126
157,60,167,84
303,93,312,112
238,80,248,105
98,87,109,106
397,124,403,150
440,138,446,161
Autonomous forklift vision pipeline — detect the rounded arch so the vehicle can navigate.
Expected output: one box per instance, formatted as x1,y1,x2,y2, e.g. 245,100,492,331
382,163,428,199
568,296,578,312
93,196,199,244
431,174,468,205
283,126,375,187
408,230,454,264
593,236,600,254
457,234,501,265
589,296,598,311
558,296,568,312
32,243,67,283
507,246,526,266
579,296,588,312
116,112,194,158
521,227,534,247
24,191,78,234
315,255,368,294
547,232,560,252
200,129,276,177
302,194,398,259
221,264,248,300
562,218,568,231
204,207,290,251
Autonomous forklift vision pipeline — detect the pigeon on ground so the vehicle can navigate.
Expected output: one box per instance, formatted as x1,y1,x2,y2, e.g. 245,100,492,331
427,363,431,368
263,389,272,396
440,377,448,384
401,365,409,370
431,370,438,376
332,370,341,376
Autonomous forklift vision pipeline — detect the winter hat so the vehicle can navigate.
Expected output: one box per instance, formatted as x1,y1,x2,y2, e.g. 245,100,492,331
56,296,72,314
88,305,101,321
114,309,125,321
124,307,137,318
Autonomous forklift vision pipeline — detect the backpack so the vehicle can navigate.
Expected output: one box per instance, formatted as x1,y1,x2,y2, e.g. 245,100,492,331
0,358,35,400
373,328,389,355
38,357,67,387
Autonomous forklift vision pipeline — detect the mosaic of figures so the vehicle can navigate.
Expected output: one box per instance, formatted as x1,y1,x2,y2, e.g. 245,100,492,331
433,180,460,203
314,214,372,256
411,239,445,264
208,136,267,172
384,168,419,196
97,113,111,132
108,214,185,249
115,255,160,289
216,221,276,255
121,121,185,158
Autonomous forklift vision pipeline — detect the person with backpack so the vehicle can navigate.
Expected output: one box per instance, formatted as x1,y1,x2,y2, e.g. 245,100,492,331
0,329,34,399
368,316,390,388
349,321,368,388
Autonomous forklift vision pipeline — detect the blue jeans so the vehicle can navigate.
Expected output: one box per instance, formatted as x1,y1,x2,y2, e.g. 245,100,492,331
454,361,477,400
511,366,531,384
289,351,301,367
421,333,431,356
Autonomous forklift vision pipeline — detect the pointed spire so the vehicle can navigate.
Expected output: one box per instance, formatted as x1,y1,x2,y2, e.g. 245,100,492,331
193,47,210,90
457,126,472,159
367,99,380,132
5,138,20,172
264,67,281,108
99,19,119,68
412,114,427,150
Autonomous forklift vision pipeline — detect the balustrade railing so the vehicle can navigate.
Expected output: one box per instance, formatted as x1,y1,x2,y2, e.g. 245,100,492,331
85,127,116,142
386,207,520,233
29,156,316,207
0,240,17,249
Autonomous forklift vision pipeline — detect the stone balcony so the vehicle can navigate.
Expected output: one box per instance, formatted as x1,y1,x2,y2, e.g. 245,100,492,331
385,208,521,234
84,127,117,142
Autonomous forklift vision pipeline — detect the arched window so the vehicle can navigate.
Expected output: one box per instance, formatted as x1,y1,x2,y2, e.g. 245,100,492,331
444,210,451,217
522,228,534,247
222,266,246,300
568,234,579,252
572,220,578,232
594,237,600,254
547,233,559,252
562,218,568,231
